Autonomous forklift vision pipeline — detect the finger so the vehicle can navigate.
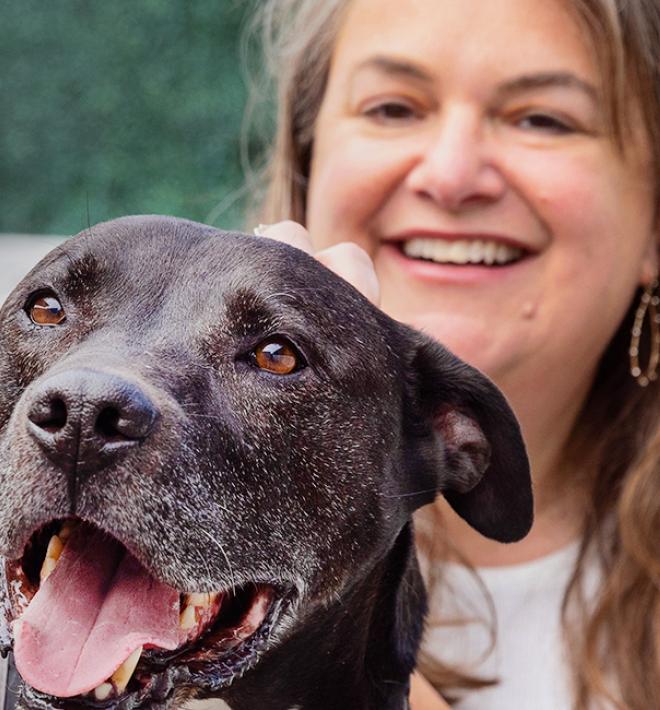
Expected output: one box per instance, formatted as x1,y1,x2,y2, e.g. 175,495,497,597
254,221,314,255
254,225,380,306
409,672,451,710
316,242,380,306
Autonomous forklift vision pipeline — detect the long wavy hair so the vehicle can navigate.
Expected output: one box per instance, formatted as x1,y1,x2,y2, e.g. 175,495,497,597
244,1,660,707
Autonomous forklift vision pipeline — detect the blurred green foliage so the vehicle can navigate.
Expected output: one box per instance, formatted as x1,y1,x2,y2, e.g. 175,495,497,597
0,0,260,236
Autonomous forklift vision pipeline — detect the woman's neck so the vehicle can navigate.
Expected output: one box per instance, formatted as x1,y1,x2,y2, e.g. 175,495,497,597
434,484,586,567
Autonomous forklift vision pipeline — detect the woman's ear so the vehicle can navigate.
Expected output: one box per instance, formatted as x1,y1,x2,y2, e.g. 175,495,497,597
399,330,533,543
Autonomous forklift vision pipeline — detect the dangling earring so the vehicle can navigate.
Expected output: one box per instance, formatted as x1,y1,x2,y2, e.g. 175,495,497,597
629,277,660,387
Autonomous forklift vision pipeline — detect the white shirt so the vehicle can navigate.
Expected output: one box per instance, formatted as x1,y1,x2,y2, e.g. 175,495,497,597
420,540,602,710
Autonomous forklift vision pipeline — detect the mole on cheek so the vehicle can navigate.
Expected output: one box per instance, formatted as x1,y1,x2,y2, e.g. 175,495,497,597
520,301,538,319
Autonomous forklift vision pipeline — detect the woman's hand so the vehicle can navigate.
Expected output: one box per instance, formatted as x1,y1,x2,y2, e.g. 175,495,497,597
255,221,380,306
410,672,452,709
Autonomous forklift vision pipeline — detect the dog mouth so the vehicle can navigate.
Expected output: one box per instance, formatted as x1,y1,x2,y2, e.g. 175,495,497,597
3,519,288,707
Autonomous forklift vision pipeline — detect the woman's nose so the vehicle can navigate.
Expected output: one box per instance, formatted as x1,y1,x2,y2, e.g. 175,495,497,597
405,107,506,211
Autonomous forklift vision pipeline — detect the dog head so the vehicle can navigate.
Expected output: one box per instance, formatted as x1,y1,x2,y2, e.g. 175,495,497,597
0,216,531,708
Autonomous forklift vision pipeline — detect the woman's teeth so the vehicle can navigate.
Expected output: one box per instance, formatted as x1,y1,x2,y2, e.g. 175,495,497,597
402,238,523,265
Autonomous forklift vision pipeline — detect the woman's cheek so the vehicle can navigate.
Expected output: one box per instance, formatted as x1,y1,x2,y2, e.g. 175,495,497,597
308,132,421,251
510,150,623,260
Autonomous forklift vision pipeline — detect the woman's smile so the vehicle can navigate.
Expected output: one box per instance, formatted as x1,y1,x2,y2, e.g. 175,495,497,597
380,226,537,280
307,0,657,401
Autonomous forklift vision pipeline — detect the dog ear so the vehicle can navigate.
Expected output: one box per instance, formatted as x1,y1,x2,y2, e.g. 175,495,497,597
398,330,533,543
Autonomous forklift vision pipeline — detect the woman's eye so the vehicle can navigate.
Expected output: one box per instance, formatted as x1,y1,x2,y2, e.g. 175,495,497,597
363,101,418,123
251,338,305,376
516,112,574,134
26,293,66,326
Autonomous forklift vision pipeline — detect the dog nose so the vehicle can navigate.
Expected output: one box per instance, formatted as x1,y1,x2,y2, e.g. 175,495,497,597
26,369,159,471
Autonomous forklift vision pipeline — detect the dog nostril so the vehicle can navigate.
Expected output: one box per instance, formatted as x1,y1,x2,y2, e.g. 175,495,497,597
95,407,123,440
28,397,68,433
94,402,155,442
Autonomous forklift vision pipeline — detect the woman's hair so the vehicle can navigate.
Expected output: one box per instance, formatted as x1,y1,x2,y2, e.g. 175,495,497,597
246,1,660,708
244,0,347,225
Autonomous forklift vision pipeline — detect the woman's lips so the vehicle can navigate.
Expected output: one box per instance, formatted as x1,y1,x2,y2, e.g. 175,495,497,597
380,238,536,285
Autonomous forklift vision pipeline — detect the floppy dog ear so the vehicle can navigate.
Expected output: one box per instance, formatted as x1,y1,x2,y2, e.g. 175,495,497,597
399,331,533,543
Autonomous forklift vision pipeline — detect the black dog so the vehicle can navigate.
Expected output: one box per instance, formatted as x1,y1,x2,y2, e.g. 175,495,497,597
0,216,532,710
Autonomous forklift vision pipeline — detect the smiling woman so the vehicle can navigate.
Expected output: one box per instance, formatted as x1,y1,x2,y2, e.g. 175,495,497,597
248,0,660,708
305,0,656,403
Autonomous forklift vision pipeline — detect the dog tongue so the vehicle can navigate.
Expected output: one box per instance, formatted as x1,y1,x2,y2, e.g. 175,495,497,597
14,523,180,698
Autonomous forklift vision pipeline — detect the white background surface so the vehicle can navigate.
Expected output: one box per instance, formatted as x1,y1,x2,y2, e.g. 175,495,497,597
0,235,66,305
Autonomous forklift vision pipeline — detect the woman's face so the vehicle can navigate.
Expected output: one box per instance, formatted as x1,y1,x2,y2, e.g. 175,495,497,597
306,0,658,405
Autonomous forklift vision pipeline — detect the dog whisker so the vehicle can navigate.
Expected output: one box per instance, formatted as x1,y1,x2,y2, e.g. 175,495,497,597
380,487,439,499
261,291,299,303
199,528,237,593
185,360,217,373
211,500,231,514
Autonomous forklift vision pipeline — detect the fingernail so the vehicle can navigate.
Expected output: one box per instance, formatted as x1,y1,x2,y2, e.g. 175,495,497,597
253,224,271,237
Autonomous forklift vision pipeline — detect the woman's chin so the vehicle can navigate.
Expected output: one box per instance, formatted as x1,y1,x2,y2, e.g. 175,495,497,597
391,310,516,375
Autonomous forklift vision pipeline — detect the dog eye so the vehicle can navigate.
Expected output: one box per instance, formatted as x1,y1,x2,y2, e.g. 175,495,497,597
252,338,304,375
26,292,66,326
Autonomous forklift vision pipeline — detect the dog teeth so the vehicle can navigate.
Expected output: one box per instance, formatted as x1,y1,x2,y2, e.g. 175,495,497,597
58,520,77,541
37,580,220,699
39,522,80,583
39,557,57,583
39,535,64,582
179,603,197,630
112,646,142,693
76,582,221,698
90,647,142,700
93,683,113,701
185,592,217,607
186,592,207,607
179,592,220,629
46,534,64,561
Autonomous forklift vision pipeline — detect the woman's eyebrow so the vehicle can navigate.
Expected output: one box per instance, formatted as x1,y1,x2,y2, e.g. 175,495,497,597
349,60,599,107
495,72,598,101
352,56,434,84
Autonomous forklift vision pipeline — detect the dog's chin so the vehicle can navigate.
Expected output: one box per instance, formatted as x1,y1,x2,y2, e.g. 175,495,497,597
1,518,295,709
